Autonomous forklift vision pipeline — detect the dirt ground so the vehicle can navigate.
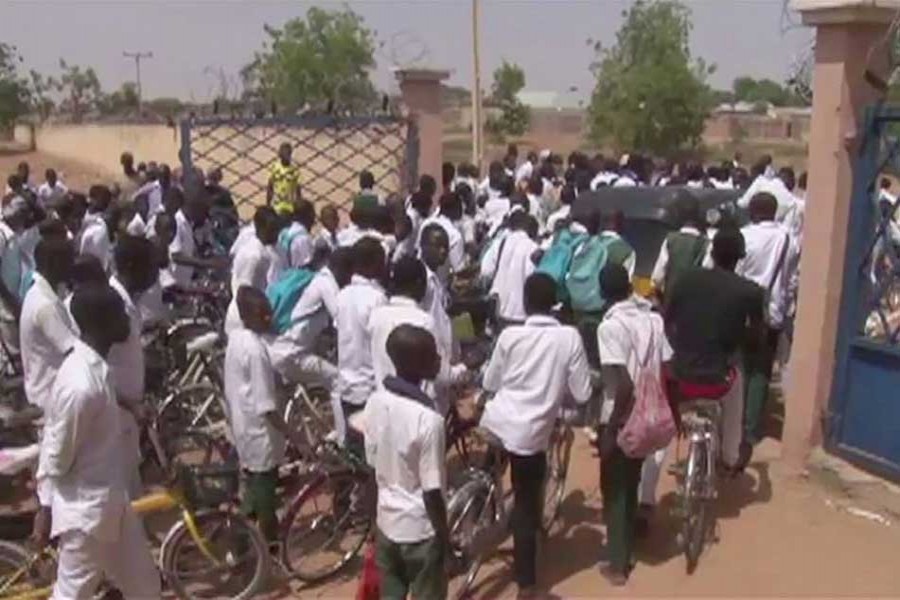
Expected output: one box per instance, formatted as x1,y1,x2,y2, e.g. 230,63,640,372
0,150,115,192
286,435,900,599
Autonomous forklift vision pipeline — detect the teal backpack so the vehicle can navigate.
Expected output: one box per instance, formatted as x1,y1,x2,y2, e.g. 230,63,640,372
277,227,307,268
537,228,587,302
266,267,316,334
566,236,614,313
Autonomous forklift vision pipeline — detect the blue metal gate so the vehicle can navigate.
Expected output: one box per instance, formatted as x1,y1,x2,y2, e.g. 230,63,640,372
830,105,900,480
179,115,418,220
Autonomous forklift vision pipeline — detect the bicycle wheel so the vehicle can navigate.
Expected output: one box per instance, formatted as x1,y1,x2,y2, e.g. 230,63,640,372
284,384,334,451
0,542,55,599
448,477,494,600
160,509,268,600
281,469,372,583
541,427,572,534
158,384,227,443
682,439,710,574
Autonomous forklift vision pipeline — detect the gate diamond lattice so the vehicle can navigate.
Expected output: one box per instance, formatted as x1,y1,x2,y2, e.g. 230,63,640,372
180,115,418,221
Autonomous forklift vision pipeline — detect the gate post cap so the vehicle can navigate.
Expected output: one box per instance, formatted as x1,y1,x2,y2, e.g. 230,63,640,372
792,0,900,24
392,68,451,84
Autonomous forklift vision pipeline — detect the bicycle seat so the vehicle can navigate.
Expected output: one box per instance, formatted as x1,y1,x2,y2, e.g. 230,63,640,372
185,331,221,354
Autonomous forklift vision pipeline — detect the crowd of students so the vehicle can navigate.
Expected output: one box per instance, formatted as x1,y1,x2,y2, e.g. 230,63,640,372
0,140,806,599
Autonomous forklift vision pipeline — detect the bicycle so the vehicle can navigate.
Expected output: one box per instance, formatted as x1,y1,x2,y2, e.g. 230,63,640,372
0,465,269,600
278,440,374,584
674,398,722,574
541,420,574,534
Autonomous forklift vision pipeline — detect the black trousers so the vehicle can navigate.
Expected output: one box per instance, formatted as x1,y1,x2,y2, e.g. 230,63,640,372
509,451,546,588
341,401,365,459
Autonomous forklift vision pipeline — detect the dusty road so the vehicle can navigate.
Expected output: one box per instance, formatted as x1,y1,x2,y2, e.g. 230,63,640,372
288,435,900,599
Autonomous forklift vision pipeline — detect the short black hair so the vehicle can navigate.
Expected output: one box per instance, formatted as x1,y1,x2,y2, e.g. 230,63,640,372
359,170,375,190
439,191,462,217
599,263,630,303
442,162,456,188
749,192,778,221
390,255,427,301
34,237,73,277
527,176,543,196
70,283,125,338
523,272,557,315
386,323,437,375
352,236,386,276
114,234,154,275
419,174,437,197
421,222,448,246
72,254,107,287
294,198,316,228
711,226,746,268
253,205,280,232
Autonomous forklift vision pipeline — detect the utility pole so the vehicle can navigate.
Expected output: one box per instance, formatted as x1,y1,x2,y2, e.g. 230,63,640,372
471,0,483,169
123,51,153,114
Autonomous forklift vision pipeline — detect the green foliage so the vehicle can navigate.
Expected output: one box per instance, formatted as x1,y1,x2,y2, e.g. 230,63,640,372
732,76,804,107
586,0,713,156
99,82,139,115
0,43,32,130
144,97,184,117
56,59,103,122
244,7,378,113
485,60,530,141
28,70,55,122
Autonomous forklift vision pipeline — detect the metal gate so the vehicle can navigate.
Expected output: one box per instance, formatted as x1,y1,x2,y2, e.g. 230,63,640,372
830,104,900,480
179,115,418,220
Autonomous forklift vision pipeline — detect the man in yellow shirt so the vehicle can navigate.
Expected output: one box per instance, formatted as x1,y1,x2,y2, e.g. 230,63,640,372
267,142,301,216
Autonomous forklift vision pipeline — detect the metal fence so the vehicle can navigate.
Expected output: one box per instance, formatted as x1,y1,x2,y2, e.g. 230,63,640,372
180,115,418,220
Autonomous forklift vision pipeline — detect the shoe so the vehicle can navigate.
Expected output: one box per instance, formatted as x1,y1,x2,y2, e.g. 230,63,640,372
735,441,753,472
635,515,650,539
599,564,628,587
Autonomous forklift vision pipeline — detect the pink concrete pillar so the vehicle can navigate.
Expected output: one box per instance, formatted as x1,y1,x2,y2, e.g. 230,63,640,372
395,68,450,187
784,1,895,470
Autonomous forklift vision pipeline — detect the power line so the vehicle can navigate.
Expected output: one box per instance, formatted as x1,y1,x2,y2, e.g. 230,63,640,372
123,50,153,113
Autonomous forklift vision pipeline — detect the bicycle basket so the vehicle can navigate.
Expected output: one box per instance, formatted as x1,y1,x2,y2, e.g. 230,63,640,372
178,464,240,508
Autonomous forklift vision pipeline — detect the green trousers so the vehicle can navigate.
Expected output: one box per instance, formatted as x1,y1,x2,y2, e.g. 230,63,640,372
600,446,643,574
241,469,278,542
375,529,447,600
743,327,781,444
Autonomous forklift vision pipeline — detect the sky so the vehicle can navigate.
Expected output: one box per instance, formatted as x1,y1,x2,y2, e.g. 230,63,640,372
0,0,813,104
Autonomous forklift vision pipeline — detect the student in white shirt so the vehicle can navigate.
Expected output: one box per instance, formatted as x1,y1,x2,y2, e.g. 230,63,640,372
650,197,709,302
335,237,387,454
480,272,592,596
419,224,456,362
315,203,340,253
225,207,282,334
515,151,537,187
546,183,575,234
276,198,315,271
596,263,672,586
225,287,305,542
108,236,160,497
358,169,381,205
19,238,77,409
33,284,160,600
736,192,799,448
37,168,68,212
0,200,30,357
169,188,223,288
418,192,465,275
78,185,113,272
489,210,539,327
369,256,468,416
483,176,513,235
364,324,449,600
404,189,434,257
737,156,797,223
590,159,621,190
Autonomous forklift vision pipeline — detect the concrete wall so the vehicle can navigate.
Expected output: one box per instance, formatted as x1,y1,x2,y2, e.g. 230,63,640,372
15,123,181,176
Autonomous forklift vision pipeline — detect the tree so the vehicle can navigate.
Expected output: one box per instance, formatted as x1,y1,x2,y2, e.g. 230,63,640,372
55,59,103,122
28,70,56,122
586,0,713,156
99,82,139,116
244,7,378,113
0,43,31,131
732,76,803,107
485,60,530,140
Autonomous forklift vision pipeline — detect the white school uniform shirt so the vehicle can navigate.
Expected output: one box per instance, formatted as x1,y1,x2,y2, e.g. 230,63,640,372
490,230,538,322
107,276,144,402
483,197,511,232
737,175,797,223
736,220,799,328
126,212,147,237
650,226,705,290
369,296,435,388
480,314,592,455
546,204,571,233
278,222,313,269
613,174,638,187
78,213,112,272
590,171,619,190
225,235,272,334
169,209,196,287
364,387,445,543
336,275,387,407
268,267,340,369
224,327,284,472
597,295,673,424
19,273,77,409
515,160,534,184
423,266,455,362
37,181,68,209
418,213,465,273
36,341,130,541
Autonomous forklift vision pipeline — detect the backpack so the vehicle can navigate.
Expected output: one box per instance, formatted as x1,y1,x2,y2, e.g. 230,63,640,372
537,228,587,303
616,317,677,458
663,232,709,302
566,236,613,313
277,227,306,268
265,268,316,334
